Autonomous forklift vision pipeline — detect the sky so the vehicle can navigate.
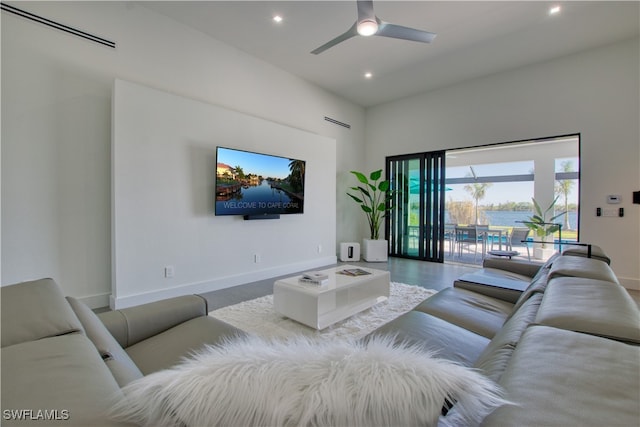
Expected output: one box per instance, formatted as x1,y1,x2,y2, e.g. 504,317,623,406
445,158,579,205
217,147,299,179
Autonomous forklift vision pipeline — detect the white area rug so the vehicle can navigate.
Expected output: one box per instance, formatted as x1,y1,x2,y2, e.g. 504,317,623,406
209,282,435,341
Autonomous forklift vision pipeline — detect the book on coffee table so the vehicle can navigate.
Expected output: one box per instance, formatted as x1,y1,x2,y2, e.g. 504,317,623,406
338,268,372,276
299,271,329,285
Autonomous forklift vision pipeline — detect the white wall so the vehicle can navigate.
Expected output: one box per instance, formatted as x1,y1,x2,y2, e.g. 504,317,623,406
366,37,640,289
1,2,365,307
112,80,336,308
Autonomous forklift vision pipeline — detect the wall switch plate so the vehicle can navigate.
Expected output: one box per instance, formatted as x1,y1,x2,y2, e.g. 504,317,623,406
607,195,621,204
164,266,175,278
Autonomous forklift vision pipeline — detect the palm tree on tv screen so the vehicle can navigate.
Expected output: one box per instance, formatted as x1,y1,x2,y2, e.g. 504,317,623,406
288,160,305,193
233,166,245,180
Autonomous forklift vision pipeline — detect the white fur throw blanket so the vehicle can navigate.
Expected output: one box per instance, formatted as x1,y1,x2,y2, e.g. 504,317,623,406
111,335,507,427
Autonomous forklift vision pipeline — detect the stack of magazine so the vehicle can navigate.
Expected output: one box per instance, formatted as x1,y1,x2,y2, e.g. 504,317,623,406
337,268,371,276
299,271,329,285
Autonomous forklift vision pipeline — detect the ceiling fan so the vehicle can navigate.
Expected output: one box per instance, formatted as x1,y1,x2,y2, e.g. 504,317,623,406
311,0,437,55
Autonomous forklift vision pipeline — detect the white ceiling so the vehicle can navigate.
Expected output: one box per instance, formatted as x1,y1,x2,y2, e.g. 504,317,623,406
142,1,640,107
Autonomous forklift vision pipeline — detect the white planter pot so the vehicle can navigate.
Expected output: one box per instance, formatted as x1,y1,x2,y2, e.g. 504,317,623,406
362,239,388,262
533,244,555,260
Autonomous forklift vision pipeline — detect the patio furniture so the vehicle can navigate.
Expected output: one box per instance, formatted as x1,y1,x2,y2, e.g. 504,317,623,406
507,227,531,261
485,228,506,250
486,250,520,259
455,225,486,261
444,223,456,255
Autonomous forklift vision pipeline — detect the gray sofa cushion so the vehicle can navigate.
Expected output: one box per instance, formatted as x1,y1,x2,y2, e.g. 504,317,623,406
66,297,143,387
125,315,245,375
1,334,130,427
1,278,83,348
508,263,553,315
473,293,543,383
535,278,640,344
482,326,640,427
548,255,619,284
413,287,514,339
365,310,490,367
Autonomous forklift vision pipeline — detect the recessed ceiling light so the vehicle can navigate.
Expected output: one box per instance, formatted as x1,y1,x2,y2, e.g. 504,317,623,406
549,5,561,15
364,72,373,79
273,15,283,23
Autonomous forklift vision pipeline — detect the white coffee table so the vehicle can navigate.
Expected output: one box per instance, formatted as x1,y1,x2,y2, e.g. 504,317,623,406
273,265,390,330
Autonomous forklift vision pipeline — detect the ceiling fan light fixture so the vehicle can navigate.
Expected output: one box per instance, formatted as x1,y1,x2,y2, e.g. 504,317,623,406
357,19,378,36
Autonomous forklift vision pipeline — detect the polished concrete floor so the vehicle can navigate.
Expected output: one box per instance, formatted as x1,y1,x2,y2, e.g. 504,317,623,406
200,257,478,311
199,255,640,310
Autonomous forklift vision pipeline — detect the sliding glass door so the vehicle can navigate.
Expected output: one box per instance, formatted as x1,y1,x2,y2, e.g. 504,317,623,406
386,151,446,262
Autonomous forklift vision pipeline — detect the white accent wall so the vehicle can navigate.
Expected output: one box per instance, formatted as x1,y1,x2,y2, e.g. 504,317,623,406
366,37,640,289
1,2,364,307
112,80,336,308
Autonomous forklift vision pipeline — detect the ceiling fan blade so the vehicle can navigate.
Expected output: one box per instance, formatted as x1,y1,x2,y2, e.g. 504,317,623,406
376,20,437,44
310,22,358,55
356,0,376,22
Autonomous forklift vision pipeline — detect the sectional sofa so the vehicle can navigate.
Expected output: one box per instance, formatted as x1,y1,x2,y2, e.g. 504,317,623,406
1,247,638,426
368,249,639,426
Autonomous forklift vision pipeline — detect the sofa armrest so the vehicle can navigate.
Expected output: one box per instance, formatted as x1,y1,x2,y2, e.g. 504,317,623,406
98,295,208,348
481,258,542,278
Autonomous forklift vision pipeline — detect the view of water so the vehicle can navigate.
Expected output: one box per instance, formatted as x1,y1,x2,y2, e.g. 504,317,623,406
216,181,302,215
445,210,578,230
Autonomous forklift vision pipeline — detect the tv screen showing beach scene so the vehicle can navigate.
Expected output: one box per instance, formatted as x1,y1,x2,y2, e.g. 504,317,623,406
215,147,305,216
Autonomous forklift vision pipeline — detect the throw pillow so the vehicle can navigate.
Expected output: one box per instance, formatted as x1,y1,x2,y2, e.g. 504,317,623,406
111,335,508,427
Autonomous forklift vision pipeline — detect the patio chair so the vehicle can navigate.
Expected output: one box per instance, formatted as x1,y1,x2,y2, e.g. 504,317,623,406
456,225,486,261
444,223,456,255
508,227,531,261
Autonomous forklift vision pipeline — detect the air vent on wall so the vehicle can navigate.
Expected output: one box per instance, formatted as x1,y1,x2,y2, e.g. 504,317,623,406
1,2,116,49
324,116,351,129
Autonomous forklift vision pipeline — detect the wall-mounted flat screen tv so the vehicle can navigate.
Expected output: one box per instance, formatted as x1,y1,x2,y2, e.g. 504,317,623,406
215,147,305,217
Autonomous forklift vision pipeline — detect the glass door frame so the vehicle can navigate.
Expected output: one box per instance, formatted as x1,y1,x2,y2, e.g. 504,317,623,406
386,151,447,262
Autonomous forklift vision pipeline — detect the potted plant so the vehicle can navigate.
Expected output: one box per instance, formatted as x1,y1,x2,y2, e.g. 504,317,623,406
347,169,395,261
523,196,566,259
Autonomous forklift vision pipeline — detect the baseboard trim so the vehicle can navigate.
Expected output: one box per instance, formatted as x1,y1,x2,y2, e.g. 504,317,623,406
110,256,337,309
78,292,111,309
619,276,640,291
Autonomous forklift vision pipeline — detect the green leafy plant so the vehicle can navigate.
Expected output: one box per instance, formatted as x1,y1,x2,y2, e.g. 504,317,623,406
523,196,566,246
347,169,395,240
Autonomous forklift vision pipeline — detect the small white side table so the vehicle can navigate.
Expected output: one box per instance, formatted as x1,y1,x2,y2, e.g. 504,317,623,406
273,265,390,330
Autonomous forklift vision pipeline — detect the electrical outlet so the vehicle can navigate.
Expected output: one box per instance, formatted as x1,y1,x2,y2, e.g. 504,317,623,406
164,266,175,278
254,253,261,263
317,244,322,254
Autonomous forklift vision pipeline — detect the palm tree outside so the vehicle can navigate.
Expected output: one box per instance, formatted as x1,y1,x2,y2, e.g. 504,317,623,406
464,181,492,224
555,160,575,230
